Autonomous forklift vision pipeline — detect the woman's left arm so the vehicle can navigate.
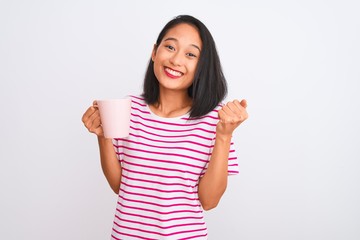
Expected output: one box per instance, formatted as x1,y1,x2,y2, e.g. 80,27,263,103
198,99,248,211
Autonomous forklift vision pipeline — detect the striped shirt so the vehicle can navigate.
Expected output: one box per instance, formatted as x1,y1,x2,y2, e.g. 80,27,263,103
111,95,239,240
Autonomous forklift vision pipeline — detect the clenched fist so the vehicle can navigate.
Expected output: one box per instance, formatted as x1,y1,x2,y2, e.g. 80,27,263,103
217,99,248,137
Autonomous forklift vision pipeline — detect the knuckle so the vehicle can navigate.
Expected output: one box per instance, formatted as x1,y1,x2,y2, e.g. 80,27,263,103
81,114,87,123
85,122,91,129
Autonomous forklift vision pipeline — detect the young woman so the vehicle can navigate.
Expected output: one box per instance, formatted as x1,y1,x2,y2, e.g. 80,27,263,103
82,15,248,240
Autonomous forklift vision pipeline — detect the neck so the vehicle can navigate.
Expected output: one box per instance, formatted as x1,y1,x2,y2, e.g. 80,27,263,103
151,89,192,118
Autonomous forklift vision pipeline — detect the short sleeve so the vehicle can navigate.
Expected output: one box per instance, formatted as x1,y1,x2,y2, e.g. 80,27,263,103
227,139,239,175
112,138,123,165
200,137,239,177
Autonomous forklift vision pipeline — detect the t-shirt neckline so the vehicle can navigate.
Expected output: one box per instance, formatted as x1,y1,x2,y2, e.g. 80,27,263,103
145,104,190,122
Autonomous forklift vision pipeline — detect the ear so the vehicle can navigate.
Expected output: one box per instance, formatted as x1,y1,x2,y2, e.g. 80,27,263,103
151,44,158,62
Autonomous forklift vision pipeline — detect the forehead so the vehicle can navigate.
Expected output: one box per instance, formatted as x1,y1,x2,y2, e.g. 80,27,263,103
162,23,202,47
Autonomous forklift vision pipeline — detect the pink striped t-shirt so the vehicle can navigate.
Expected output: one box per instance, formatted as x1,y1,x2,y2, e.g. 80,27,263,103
111,95,239,240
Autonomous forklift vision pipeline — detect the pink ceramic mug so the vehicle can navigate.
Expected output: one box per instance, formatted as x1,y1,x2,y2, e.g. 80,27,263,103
97,98,131,138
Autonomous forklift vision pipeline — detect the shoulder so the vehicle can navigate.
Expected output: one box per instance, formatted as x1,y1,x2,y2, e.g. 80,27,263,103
185,103,222,125
204,103,222,124
125,94,151,114
126,94,146,106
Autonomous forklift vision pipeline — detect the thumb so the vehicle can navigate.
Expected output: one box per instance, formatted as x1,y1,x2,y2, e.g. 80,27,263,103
240,99,247,108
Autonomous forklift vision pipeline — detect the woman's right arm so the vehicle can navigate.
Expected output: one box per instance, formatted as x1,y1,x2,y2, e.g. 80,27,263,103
97,137,122,194
82,101,122,194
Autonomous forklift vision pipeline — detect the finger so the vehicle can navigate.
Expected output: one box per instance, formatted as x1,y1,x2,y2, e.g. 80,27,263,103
89,116,102,132
93,100,98,108
222,103,236,117
233,100,243,110
240,99,247,108
230,100,246,115
88,110,100,125
224,101,244,118
84,109,101,130
232,99,248,116
233,100,247,118
82,106,97,123
92,116,102,128
219,108,239,124
223,101,248,123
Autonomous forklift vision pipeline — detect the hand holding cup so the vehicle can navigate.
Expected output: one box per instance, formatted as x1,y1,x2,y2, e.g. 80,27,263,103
82,101,104,137
82,98,131,139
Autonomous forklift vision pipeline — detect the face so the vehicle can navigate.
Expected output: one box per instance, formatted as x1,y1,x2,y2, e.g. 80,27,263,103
152,23,202,95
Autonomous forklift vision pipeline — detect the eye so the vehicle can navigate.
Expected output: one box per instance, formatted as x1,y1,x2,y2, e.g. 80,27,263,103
186,52,197,58
165,45,175,51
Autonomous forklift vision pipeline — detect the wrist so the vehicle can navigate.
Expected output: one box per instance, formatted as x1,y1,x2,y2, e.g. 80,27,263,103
215,133,232,142
98,136,113,145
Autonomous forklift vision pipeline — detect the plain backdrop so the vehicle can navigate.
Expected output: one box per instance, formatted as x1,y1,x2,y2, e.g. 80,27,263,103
1,0,359,239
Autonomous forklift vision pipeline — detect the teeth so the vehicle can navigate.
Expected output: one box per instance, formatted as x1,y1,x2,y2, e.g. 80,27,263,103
165,68,182,76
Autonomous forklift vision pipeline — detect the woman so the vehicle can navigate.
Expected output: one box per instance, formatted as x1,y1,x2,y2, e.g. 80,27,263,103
82,15,248,240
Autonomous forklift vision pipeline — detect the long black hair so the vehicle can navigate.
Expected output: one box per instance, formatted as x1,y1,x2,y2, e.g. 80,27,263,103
142,15,227,118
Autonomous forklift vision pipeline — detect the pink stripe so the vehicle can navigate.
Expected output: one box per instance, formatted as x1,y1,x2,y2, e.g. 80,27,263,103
117,138,211,155
112,228,157,240
130,95,145,101
120,149,209,164
131,100,147,107
118,201,203,215
118,134,231,148
131,119,216,134
121,159,202,177
116,209,203,222
130,126,213,141
119,195,201,208
121,181,196,194
120,153,205,172
115,215,205,229
120,187,199,201
201,169,238,175
181,115,218,121
228,164,239,167
122,167,198,182
132,106,151,114
182,108,219,118
114,222,207,237
122,174,198,188
178,233,208,240
111,234,120,240
132,113,217,127
127,133,213,148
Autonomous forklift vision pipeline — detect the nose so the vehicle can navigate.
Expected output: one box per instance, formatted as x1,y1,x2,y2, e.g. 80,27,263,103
169,52,183,66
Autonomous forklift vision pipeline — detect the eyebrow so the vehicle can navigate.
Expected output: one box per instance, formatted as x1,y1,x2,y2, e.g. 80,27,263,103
163,37,201,52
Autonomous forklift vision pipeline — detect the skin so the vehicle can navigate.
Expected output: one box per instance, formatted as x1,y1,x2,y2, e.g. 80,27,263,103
149,23,201,117
81,23,249,211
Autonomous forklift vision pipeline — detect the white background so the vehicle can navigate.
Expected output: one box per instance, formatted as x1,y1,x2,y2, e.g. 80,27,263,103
1,0,359,239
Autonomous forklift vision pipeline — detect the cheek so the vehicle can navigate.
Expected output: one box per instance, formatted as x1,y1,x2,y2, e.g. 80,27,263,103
189,62,199,75
153,63,163,79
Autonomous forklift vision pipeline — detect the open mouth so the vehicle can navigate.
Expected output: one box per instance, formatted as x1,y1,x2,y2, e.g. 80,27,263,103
164,67,184,78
